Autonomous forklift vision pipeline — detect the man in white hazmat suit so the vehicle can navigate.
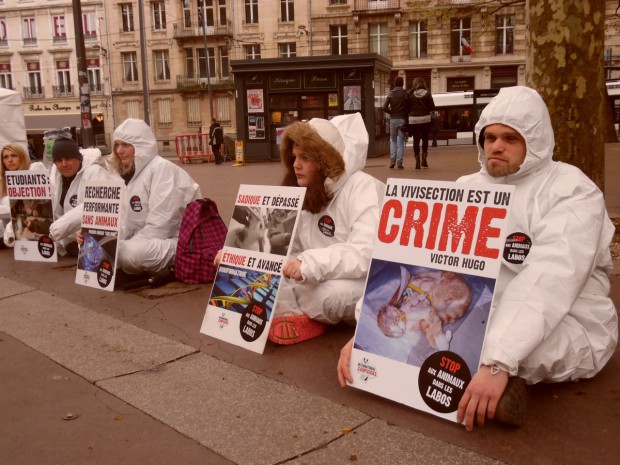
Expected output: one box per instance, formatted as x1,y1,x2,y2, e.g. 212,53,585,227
106,118,201,275
338,86,617,431
455,86,617,430
269,113,384,345
48,138,108,256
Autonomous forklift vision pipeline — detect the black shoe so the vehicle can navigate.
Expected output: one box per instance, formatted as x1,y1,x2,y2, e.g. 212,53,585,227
65,241,80,257
495,377,529,427
421,161,428,168
389,160,396,169
397,164,404,169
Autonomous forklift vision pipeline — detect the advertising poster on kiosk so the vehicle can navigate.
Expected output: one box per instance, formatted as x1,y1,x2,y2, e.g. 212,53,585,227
75,179,124,291
201,184,306,354
5,170,56,262
349,178,514,423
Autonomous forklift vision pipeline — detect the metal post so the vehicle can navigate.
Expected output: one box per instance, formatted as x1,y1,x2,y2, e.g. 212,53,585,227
200,8,215,119
138,0,151,124
72,0,95,147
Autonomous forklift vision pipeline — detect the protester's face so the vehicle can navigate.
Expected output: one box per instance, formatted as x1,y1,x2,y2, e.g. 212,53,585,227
483,124,526,177
2,149,20,171
114,141,136,168
292,144,318,187
54,157,81,178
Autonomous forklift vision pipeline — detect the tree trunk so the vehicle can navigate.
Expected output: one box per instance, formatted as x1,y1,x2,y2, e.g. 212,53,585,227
525,0,606,190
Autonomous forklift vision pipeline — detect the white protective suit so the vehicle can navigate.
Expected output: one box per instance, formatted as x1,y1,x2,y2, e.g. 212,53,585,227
285,113,385,324
2,161,46,247
109,119,201,274
48,148,109,255
458,86,618,383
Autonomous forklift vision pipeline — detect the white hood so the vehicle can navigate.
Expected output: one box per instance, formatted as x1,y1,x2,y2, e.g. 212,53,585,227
111,118,158,176
475,86,555,181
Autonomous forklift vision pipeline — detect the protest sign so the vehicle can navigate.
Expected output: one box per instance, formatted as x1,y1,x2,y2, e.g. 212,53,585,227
349,179,514,423
201,184,306,354
6,170,56,262
75,179,124,291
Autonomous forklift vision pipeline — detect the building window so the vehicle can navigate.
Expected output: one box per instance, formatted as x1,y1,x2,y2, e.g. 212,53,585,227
219,46,229,78
122,52,139,82
0,19,8,47
409,21,427,59
83,12,97,41
198,48,216,78
218,0,227,26
281,0,294,22
245,44,261,59
87,59,103,94
496,15,514,55
187,97,201,126
330,0,347,4
215,95,231,124
121,4,134,32
185,48,195,76
279,43,296,58
198,0,214,28
451,17,472,58
157,99,172,126
22,17,37,45
154,50,170,81
52,15,67,43
0,63,13,90
330,25,348,55
245,0,259,24
152,2,166,30
26,62,43,98
369,23,388,56
183,0,192,28
55,60,72,96
126,100,140,119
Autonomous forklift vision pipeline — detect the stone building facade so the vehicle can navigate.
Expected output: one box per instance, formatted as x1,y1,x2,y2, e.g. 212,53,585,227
0,0,618,153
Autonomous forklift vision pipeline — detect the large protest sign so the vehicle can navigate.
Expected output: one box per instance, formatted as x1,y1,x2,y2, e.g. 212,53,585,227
201,184,306,354
349,179,514,423
5,170,56,262
75,179,124,291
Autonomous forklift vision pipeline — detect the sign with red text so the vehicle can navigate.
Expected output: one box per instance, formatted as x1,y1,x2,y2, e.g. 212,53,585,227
349,179,514,423
200,184,306,354
75,179,124,291
6,170,57,262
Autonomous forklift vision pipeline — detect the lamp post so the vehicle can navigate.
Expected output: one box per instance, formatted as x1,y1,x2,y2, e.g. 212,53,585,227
138,0,151,124
199,8,215,119
72,0,95,147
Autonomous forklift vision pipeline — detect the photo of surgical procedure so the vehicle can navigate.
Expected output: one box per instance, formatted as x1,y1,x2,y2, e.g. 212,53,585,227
9,199,54,241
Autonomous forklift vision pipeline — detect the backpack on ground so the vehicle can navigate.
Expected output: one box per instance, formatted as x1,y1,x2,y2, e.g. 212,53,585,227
175,198,228,284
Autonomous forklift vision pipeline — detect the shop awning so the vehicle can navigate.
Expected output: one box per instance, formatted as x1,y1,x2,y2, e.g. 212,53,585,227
25,114,82,133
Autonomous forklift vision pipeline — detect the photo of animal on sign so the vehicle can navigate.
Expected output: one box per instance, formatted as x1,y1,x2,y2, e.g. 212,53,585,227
225,205,297,256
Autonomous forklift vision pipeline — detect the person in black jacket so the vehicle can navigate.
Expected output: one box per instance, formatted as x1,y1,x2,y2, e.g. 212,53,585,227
208,118,224,164
407,77,436,169
382,76,409,169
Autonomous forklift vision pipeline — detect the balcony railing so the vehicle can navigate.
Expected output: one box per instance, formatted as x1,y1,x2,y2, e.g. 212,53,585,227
53,85,74,97
23,37,38,46
0,39,7,47
23,87,44,99
53,35,67,44
354,0,401,11
84,33,98,42
177,74,233,89
173,21,232,40
451,55,472,63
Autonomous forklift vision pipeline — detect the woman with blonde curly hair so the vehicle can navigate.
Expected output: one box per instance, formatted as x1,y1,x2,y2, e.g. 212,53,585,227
1,143,45,247
269,113,384,345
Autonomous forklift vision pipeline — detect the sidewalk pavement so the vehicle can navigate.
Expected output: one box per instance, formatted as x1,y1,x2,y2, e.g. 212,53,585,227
1,143,619,465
